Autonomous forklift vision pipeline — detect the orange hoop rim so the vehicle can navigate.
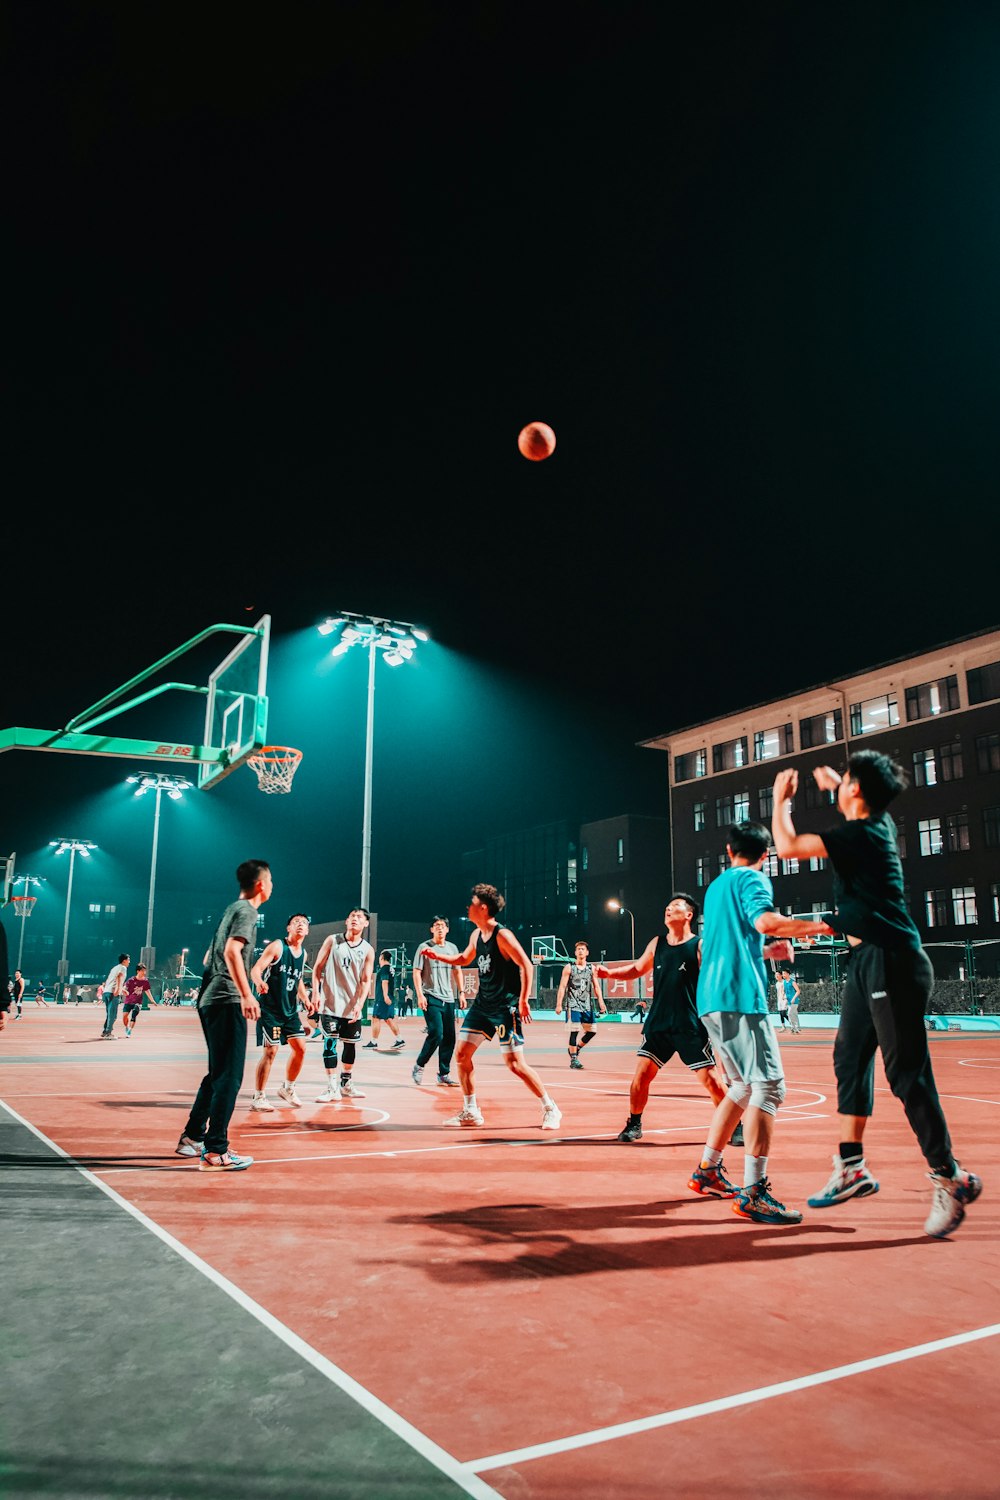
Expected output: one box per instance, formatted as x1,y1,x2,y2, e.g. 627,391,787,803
247,745,303,763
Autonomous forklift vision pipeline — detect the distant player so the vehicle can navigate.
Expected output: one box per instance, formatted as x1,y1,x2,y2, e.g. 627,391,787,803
121,963,153,1036
365,950,405,1051
555,942,606,1068
11,970,25,1019
311,909,374,1103
249,914,312,1110
430,884,561,1130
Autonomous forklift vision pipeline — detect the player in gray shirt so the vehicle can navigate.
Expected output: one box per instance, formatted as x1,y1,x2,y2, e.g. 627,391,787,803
411,915,465,1086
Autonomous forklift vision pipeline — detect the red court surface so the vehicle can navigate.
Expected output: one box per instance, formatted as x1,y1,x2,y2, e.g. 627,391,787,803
3,1006,999,1498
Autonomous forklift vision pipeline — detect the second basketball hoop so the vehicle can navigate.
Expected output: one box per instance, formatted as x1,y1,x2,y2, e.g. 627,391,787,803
247,746,302,794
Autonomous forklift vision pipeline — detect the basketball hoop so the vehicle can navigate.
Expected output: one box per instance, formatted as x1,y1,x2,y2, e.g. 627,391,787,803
13,895,37,918
247,745,302,794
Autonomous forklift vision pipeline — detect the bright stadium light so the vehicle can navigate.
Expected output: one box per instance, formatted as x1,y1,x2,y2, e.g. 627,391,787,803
125,772,193,968
317,610,428,908
50,838,98,981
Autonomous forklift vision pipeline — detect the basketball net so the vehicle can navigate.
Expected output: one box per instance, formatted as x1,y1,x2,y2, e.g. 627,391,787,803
13,895,36,918
247,745,302,794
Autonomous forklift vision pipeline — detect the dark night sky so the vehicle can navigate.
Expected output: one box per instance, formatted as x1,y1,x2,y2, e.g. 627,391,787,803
5,3,1000,949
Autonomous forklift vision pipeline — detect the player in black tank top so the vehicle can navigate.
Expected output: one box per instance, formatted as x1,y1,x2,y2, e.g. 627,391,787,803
426,883,564,1131
594,896,728,1143
248,916,311,1111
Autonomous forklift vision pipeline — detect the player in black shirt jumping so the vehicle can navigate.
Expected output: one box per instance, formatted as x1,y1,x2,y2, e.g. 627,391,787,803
772,751,981,1238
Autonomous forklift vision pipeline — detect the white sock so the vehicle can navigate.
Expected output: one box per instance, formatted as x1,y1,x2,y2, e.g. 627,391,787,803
541,1094,554,1109
702,1147,723,1169
464,1093,478,1110
745,1154,767,1187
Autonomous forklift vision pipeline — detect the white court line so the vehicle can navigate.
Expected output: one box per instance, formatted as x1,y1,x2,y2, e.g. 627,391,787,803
464,1323,1000,1474
0,1097,502,1500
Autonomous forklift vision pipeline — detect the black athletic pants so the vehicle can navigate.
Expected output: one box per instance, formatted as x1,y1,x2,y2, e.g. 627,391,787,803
416,997,456,1075
183,1003,248,1155
833,942,953,1169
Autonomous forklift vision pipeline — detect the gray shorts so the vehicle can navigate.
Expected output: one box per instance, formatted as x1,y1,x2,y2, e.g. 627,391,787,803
700,1011,784,1089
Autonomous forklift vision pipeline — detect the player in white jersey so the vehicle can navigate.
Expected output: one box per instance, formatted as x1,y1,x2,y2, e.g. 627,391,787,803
310,908,375,1102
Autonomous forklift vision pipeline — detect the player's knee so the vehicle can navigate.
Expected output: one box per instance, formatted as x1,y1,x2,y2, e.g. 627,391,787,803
726,1079,752,1109
749,1079,786,1115
341,1042,357,1067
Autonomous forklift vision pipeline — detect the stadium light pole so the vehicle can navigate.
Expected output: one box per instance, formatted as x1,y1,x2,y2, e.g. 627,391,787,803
11,874,44,973
318,611,428,910
606,898,635,960
126,772,193,971
50,838,98,984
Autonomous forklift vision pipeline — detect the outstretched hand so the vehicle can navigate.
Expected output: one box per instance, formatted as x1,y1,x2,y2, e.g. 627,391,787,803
813,765,842,792
773,768,798,802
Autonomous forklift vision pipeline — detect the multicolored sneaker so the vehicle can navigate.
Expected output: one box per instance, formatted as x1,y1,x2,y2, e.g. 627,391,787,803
808,1155,879,1208
199,1150,253,1172
618,1118,643,1142
436,1075,459,1087
733,1178,803,1224
924,1165,982,1238
569,1054,584,1070
444,1107,484,1127
688,1161,740,1198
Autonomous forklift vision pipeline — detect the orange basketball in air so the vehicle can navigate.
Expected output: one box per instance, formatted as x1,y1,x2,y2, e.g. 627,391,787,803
517,422,556,461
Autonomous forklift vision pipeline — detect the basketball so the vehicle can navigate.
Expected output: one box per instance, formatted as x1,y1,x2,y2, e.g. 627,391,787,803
517,422,556,461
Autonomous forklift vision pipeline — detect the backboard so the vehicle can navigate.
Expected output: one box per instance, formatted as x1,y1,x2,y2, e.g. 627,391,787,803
1,851,15,905
199,616,271,789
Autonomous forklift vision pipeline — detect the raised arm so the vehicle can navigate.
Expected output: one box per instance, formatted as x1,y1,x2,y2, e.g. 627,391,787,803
593,936,657,984
771,768,832,860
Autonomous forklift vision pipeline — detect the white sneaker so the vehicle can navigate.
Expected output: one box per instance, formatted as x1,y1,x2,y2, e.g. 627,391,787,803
541,1103,562,1131
411,1064,424,1084
925,1164,982,1238
277,1082,302,1107
316,1082,342,1102
251,1092,275,1112
444,1107,485,1127
341,1078,366,1099
175,1134,205,1158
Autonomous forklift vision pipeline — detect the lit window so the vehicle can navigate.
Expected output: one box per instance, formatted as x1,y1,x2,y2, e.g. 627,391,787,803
717,851,728,874
675,748,707,782
734,791,749,820
918,818,943,856
693,802,706,831
952,886,977,925
753,724,794,762
758,786,774,818
582,846,588,872
850,694,899,736
912,747,937,788
992,882,1000,923
616,838,624,865
715,795,734,827
905,675,959,721
712,736,748,773
944,813,970,853
781,857,799,875
799,709,843,748
924,889,949,927
808,856,826,871
761,852,779,877
939,741,963,781
696,857,711,887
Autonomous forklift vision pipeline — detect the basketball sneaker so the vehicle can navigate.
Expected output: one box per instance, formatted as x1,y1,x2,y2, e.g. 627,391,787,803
924,1165,982,1238
362,1040,378,1050
340,1078,366,1099
618,1118,643,1142
444,1107,484,1127
277,1082,302,1107
437,1075,459,1087
808,1155,879,1208
251,1092,275,1112
541,1103,562,1130
200,1150,253,1172
393,1038,406,1049
175,1134,205,1158
688,1161,739,1197
733,1178,803,1225
411,1064,425,1084
316,1082,342,1102
569,1055,583,1070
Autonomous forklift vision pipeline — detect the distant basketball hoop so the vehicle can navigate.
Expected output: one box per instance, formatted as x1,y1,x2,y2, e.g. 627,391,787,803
12,895,37,918
247,745,302,794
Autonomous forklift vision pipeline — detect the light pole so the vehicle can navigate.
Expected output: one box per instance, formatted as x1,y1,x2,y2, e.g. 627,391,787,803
50,838,97,984
126,771,193,971
606,898,635,960
318,611,427,910
11,874,44,972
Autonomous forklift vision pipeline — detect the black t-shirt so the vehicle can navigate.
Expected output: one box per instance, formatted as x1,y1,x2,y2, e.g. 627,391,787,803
820,812,921,950
646,934,700,1031
376,963,395,1004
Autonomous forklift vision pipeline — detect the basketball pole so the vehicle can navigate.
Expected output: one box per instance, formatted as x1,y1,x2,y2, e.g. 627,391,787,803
360,633,377,912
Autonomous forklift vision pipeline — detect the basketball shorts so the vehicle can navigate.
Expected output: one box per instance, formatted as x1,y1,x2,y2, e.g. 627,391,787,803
257,1008,304,1047
638,1021,715,1071
461,1001,524,1049
569,1007,596,1026
700,1011,784,1089
372,998,396,1020
122,1003,142,1019
318,1013,362,1043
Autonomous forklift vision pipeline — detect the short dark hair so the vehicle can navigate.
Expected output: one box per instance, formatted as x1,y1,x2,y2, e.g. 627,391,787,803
350,906,370,921
236,859,270,893
669,891,700,921
378,950,392,963
118,952,130,963
136,963,147,973
471,882,505,916
286,912,310,926
574,940,589,951
846,749,908,814
430,915,449,929
727,821,771,860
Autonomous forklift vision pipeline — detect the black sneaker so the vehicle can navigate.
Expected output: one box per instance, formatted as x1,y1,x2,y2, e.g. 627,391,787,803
618,1118,642,1142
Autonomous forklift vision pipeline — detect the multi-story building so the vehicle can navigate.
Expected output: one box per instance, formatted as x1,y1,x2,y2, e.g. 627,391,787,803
642,627,1000,982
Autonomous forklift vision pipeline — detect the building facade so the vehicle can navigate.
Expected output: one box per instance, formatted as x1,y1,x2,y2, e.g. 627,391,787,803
643,627,1000,982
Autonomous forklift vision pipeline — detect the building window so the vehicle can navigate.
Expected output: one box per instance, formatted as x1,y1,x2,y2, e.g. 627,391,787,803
905,675,959,721
712,736,748,773
675,748,707,782
918,818,942,856
105,905,116,917
761,852,779,877
781,857,800,875
582,894,588,924
799,709,843,748
696,857,711,887
805,781,836,809
895,822,907,859
567,857,577,894
715,795,735,827
718,851,729,874
758,786,774,819
983,806,1000,849
939,741,963,781
753,723,794,762
88,903,101,917
977,733,1000,774
944,812,970,853
808,856,827,871
734,790,749,820
850,693,899,737
992,882,1000,923
581,846,588,872
967,660,1000,705
616,837,625,865
952,886,977,925
924,889,949,927
693,801,706,831
912,747,937,788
